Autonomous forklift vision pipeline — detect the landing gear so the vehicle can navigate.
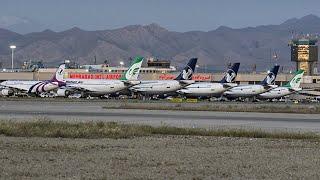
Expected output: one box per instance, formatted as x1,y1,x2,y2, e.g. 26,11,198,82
80,91,88,98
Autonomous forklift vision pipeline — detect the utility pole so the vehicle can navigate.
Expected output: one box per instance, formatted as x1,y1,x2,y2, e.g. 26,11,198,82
10,45,16,71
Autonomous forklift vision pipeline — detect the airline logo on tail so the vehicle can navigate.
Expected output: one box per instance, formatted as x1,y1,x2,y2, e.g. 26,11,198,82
295,77,301,83
260,65,280,85
128,67,139,76
58,67,64,75
265,72,276,84
225,70,236,82
220,63,240,83
284,69,304,89
120,56,144,81
175,58,198,80
182,66,193,80
50,63,66,84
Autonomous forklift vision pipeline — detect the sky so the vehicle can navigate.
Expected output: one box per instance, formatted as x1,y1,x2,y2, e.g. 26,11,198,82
1,0,320,32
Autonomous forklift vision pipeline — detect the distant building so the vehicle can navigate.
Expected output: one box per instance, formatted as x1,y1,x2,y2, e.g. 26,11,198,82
64,59,81,69
289,37,318,75
81,57,176,74
146,57,171,68
22,60,45,72
76,66,176,75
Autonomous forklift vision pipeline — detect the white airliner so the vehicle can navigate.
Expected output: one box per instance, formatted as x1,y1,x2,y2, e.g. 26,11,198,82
258,69,304,99
223,65,280,99
129,58,198,96
0,64,66,96
57,56,144,97
177,63,240,98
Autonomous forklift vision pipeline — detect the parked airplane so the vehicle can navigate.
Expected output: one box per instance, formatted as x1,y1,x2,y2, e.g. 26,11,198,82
0,64,65,96
129,58,198,96
258,69,304,99
176,63,240,98
223,65,280,99
57,56,144,97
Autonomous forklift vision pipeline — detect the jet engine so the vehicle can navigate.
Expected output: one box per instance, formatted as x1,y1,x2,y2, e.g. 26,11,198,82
0,89,13,96
56,88,70,97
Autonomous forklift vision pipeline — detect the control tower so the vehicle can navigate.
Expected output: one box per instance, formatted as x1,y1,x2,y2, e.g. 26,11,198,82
289,37,318,75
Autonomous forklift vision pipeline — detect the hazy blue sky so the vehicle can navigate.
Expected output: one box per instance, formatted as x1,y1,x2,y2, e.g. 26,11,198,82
1,0,320,32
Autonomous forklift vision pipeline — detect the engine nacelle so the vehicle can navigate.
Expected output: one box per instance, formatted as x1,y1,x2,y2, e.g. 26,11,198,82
0,89,13,96
56,88,70,97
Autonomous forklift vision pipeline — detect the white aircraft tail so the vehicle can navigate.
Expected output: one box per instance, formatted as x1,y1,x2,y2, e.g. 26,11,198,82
50,64,66,83
120,56,144,81
284,69,304,89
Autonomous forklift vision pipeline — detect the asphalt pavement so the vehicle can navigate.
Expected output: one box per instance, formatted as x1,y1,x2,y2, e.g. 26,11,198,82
0,99,319,132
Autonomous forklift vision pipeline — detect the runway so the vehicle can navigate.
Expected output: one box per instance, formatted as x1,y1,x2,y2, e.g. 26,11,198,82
0,99,320,132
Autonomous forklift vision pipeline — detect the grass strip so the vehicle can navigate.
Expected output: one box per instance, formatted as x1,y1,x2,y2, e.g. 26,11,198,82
0,120,318,140
106,104,320,114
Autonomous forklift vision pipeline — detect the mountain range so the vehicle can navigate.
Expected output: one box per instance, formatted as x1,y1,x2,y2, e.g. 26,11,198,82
1,14,320,71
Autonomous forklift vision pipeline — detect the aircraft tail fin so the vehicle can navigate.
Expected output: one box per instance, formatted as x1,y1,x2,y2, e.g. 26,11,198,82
283,69,304,89
174,58,198,80
220,63,240,83
120,56,144,81
50,63,66,84
260,65,280,85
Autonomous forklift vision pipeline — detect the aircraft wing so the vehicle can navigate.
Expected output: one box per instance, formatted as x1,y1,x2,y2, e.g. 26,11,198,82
222,83,238,89
179,80,195,85
122,80,141,86
1,84,29,92
0,80,42,92
263,84,278,90
289,87,302,92
64,85,92,93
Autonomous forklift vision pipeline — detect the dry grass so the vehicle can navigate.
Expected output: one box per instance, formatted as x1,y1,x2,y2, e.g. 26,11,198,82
110,103,320,114
0,120,318,140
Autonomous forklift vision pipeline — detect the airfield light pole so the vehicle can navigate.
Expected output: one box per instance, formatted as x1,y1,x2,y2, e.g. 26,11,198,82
119,61,124,67
10,45,16,71
196,65,200,73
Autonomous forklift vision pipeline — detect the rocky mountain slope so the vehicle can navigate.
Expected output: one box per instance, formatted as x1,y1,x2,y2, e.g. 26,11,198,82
0,14,320,71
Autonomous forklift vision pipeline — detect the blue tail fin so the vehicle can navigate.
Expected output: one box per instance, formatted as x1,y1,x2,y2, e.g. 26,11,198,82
175,58,198,80
260,65,280,85
220,63,240,83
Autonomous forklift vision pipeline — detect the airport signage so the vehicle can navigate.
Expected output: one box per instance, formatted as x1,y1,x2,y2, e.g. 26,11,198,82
159,74,176,80
192,74,212,81
159,73,212,81
68,73,122,79
68,73,212,81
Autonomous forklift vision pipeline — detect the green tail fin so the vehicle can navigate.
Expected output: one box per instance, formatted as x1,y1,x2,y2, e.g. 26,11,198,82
283,69,304,88
119,56,144,80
